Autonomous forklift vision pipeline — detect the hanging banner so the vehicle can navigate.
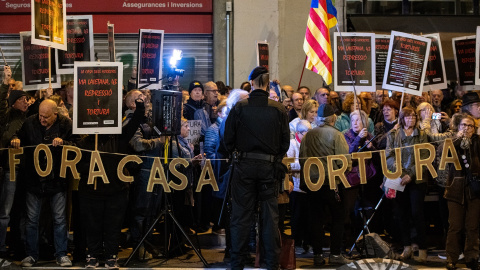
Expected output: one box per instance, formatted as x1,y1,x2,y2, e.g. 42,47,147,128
137,29,164,90
453,35,479,91
108,22,115,62
375,35,390,89
31,0,67,51
423,33,447,91
334,32,375,92
382,31,431,96
56,15,94,74
73,61,123,134
256,41,269,70
20,31,61,91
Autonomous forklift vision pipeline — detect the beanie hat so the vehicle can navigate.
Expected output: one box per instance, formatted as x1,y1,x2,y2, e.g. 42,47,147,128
317,104,335,118
248,66,268,81
8,90,27,107
188,80,204,94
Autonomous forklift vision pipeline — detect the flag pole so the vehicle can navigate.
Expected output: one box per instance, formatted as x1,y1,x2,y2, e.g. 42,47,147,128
298,56,308,90
335,24,365,128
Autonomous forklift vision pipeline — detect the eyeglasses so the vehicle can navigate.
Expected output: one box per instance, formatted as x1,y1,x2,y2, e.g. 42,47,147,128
404,115,417,119
320,93,329,97
206,90,219,93
460,123,475,129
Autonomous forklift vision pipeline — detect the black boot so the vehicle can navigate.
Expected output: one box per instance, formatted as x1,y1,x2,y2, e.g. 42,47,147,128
466,260,479,270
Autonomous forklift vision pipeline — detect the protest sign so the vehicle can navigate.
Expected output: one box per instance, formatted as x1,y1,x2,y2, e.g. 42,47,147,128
383,31,431,96
256,41,269,70
108,22,115,62
20,31,61,91
334,33,375,92
31,0,67,51
73,62,123,134
453,35,479,90
375,35,390,89
185,120,202,145
56,15,94,74
423,33,447,91
137,29,164,90
475,27,480,86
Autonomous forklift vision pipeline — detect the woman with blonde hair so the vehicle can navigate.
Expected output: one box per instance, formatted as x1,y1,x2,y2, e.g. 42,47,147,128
289,99,318,138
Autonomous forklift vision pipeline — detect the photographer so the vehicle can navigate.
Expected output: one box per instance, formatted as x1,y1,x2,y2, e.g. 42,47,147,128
224,66,290,270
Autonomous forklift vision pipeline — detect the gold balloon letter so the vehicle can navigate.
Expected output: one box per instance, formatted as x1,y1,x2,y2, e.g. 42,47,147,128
87,151,109,185
147,157,171,193
282,157,295,190
117,155,143,183
169,158,189,191
8,148,23,181
439,138,461,171
34,144,53,177
327,155,350,189
414,143,437,181
60,145,82,179
380,149,403,179
196,159,219,192
352,151,373,185
303,157,325,192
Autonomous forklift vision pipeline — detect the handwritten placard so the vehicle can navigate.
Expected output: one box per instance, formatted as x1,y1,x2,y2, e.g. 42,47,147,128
453,35,479,91
73,61,123,134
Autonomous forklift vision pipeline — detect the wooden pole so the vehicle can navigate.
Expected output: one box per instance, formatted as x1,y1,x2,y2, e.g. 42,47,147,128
94,134,98,190
399,92,405,109
298,56,308,90
48,47,52,89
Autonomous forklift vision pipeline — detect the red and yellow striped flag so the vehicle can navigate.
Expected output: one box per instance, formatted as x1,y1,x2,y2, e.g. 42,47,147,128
303,0,337,85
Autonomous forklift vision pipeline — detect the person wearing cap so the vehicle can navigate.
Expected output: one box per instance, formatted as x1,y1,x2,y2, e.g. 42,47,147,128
461,92,480,135
0,66,29,267
224,66,290,270
183,80,212,137
299,104,352,266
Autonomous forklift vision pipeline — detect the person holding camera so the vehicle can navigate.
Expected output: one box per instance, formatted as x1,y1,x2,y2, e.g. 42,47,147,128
439,113,480,270
224,66,290,270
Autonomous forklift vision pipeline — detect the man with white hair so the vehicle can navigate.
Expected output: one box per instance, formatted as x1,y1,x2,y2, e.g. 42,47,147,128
299,104,351,266
204,81,220,123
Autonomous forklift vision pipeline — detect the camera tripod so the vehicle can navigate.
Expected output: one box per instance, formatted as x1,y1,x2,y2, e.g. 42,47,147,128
124,135,208,267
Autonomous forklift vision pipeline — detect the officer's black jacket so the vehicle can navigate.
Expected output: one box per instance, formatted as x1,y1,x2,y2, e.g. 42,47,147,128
224,89,290,157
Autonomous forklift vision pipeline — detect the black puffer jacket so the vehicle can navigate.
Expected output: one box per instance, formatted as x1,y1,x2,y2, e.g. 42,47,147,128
14,114,76,195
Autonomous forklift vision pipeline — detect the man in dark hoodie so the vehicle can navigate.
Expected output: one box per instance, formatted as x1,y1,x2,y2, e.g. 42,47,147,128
11,99,76,267
0,66,29,267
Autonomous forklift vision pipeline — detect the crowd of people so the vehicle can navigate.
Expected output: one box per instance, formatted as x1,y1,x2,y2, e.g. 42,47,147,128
1,63,480,270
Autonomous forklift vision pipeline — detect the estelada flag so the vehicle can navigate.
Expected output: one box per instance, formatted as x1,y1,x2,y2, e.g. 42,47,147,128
303,0,337,85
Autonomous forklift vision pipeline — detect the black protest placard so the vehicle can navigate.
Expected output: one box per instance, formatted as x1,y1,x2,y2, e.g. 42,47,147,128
73,62,123,134
31,0,67,51
375,35,390,88
57,15,94,74
257,42,269,70
453,36,476,89
137,29,164,90
334,33,375,92
383,31,431,96
108,23,115,62
20,31,61,90
423,33,447,90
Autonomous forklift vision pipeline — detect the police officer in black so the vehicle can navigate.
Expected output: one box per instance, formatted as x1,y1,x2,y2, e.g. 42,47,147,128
224,66,290,270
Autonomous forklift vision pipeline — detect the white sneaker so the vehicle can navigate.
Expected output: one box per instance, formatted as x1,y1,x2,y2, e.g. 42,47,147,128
56,255,72,267
21,256,36,267
0,258,11,267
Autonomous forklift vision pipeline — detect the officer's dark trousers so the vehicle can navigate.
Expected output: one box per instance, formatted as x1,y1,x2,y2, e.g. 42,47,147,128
230,159,280,270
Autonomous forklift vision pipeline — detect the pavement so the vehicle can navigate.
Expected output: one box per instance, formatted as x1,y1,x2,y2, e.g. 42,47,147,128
3,229,472,270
